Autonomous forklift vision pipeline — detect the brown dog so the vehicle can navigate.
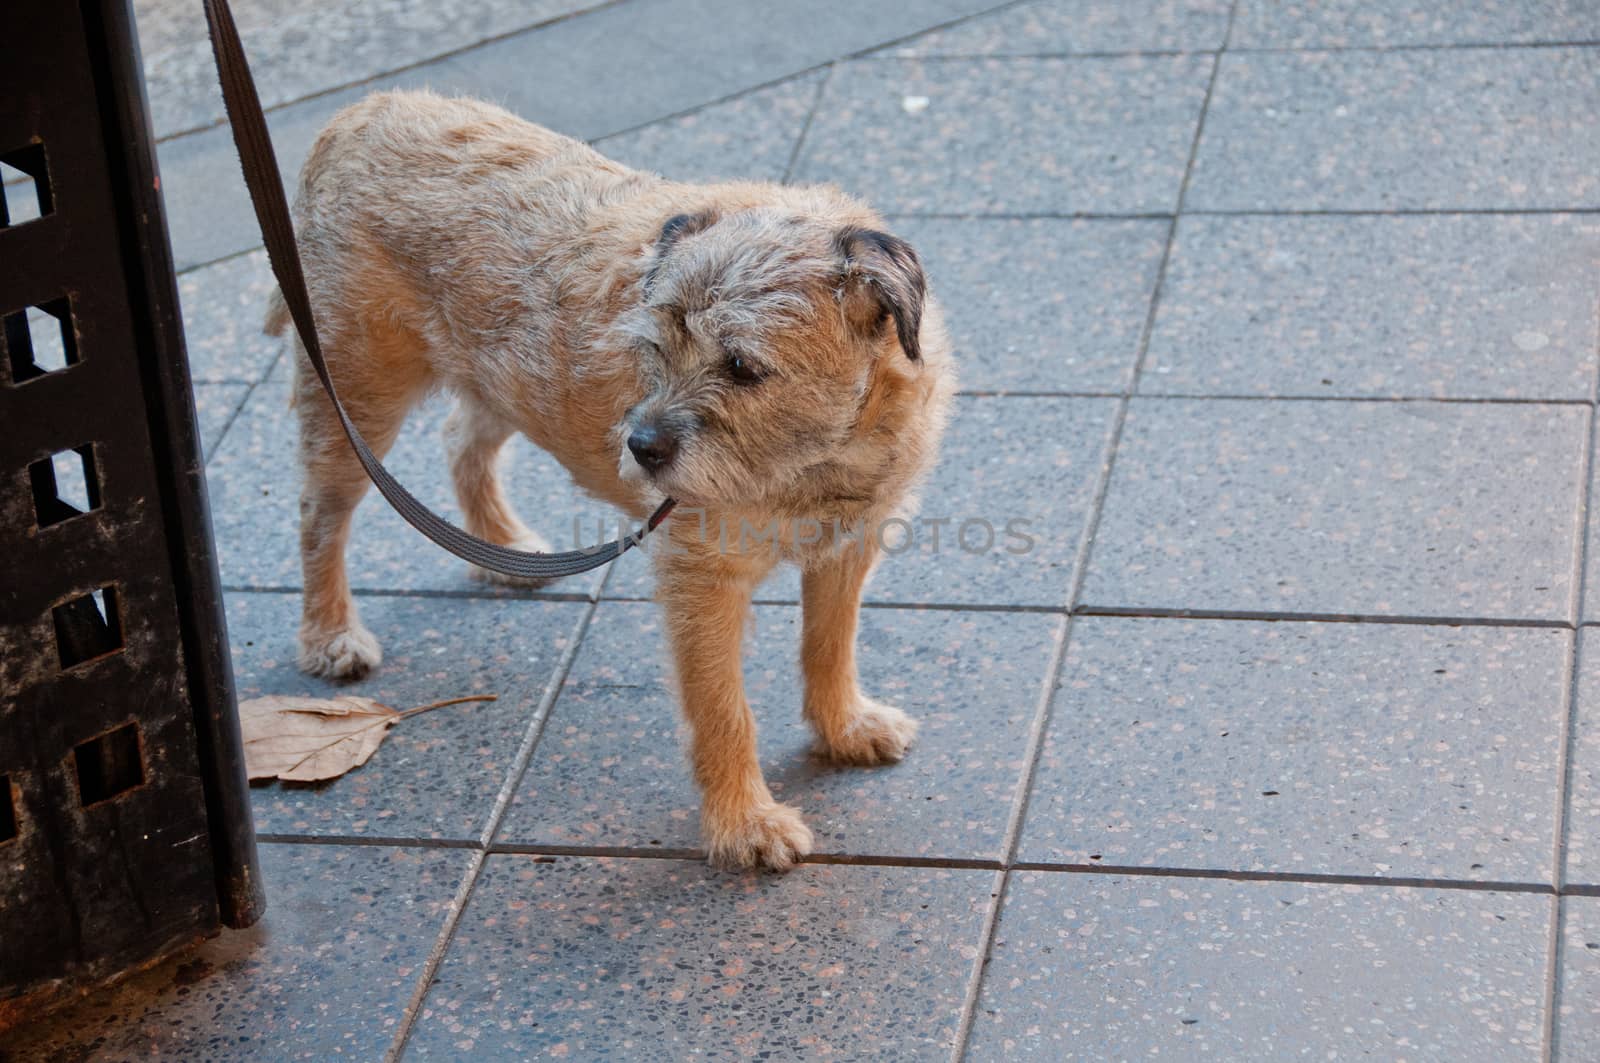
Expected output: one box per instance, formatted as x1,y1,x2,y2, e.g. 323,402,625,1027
267,90,954,869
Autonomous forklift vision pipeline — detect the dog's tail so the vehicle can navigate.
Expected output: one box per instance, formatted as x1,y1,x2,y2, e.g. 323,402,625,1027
263,286,290,338
264,287,300,409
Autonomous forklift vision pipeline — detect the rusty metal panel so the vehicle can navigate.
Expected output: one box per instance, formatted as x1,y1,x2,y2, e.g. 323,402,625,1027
0,0,263,1023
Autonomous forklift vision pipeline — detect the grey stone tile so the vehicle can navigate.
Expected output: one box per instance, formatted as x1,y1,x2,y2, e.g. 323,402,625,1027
896,217,1168,393
794,55,1214,214
496,601,1058,859
439,0,1001,138
228,590,585,840
156,66,462,271
1233,0,1600,48
968,873,1549,1059
842,395,1116,607
1023,617,1567,881
1189,49,1600,211
206,383,611,597
1081,399,1587,620
593,72,824,185
893,0,1231,56
1558,897,1600,1062
1143,214,1600,399
403,855,995,1059
176,250,281,383
1562,632,1600,884
606,395,1119,607
133,0,603,138
192,382,248,459
0,842,466,1062
3,173,45,226
155,0,1015,269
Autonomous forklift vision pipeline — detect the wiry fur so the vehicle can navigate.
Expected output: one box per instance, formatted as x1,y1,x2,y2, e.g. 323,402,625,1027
274,90,954,870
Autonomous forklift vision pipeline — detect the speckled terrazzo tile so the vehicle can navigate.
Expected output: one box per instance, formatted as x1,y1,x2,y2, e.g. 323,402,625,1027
606,395,1118,607
133,0,603,137
227,590,584,840
496,601,1057,859
1143,214,1600,399
870,395,1116,606
193,383,248,459
403,855,995,1060
3,175,43,226
967,873,1549,1060
156,68,456,270
207,383,612,597
894,217,1168,393
891,0,1230,56
795,55,1213,214
593,72,824,184
154,0,1013,268
1189,49,1600,211
1232,0,1600,48
1558,898,1600,1062
0,842,466,1062
1022,617,1567,880
175,250,282,383
1561,632,1600,884
1081,399,1587,620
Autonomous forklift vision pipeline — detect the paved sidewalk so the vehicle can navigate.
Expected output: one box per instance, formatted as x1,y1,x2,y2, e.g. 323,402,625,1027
9,0,1600,1059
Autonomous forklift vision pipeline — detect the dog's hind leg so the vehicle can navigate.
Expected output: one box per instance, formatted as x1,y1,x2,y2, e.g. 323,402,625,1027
293,325,428,680
444,398,554,588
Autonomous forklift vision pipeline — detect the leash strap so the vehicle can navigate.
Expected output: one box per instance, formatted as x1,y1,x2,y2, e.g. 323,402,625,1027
201,0,673,579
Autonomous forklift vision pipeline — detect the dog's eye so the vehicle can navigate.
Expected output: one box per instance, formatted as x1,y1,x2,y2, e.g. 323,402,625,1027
726,353,764,385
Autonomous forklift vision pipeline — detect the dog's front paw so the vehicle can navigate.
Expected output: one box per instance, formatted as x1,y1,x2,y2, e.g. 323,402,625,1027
816,698,919,765
705,800,814,872
298,623,383,680
467,532,557,589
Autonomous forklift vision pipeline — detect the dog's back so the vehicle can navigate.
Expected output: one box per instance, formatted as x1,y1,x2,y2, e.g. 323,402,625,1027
294,90,610,214
265,92,651,386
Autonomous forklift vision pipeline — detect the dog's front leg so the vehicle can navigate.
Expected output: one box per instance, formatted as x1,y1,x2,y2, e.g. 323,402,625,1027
801,541,919,764
658,547,813,871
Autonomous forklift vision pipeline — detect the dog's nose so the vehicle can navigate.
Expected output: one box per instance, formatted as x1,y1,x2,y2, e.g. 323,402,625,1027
627,424,678,471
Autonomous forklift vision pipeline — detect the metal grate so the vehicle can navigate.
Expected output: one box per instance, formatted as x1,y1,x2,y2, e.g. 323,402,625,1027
0,0,262,1026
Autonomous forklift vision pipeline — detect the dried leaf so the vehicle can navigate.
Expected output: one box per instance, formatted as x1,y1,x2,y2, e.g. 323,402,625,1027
238,693,495,782
239,695,398,782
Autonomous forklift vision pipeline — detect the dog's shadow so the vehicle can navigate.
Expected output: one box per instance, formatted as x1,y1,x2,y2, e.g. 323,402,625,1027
764,740,895,801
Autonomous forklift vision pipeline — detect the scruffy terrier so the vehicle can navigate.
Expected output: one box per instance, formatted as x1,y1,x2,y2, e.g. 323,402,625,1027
268,91,954,870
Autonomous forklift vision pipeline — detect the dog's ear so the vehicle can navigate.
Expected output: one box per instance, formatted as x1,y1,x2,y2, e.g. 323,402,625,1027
644,208,719,294
836,227,926,362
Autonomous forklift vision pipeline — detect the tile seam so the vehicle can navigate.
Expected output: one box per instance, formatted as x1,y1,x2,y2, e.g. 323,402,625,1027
780,63,833,184
1542,250,1600,1059
382,588,605,1058
951,7,1239,1058
155,0,1052,149
151,0,640,144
